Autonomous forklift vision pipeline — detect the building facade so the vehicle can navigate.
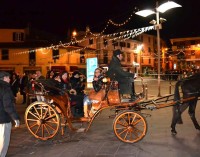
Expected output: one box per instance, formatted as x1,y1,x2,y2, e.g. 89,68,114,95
0,27,167,76
170,37,200,70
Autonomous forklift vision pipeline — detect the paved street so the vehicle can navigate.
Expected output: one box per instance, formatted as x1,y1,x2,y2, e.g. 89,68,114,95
7,78,200,157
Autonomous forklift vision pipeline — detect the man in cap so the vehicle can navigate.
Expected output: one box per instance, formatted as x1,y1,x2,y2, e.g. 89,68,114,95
0,71,20,157
107,49,137,101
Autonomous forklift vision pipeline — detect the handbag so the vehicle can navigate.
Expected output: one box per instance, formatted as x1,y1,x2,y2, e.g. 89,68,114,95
88,89,105,101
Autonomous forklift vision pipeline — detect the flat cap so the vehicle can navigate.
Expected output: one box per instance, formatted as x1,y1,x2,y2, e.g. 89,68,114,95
113,49,123,57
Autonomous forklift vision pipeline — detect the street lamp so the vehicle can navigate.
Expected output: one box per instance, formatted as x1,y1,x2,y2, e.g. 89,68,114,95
135,1,182,97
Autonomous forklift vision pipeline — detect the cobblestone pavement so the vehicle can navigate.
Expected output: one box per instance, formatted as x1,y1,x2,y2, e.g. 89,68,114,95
7,78,200,157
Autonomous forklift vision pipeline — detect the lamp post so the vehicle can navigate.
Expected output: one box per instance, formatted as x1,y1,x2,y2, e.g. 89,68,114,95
136,44,143,75
135,1,182,97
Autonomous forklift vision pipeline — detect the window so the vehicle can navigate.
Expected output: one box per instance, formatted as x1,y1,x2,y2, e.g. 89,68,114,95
103,50,108,64
141,35,143,42
104,39,108,47
127,53,131,62
89,39,93,45
148,37,151,43
120,42,126,48
134,54,137,62
29,50,36,66
112,41,118,48
148,47,151,53
149,58,151,64
134,44,137,50
53,50,59,60
13,32,24,41
122,53,125,62
127,43,130,48
80,51,85,63
1,49,9,60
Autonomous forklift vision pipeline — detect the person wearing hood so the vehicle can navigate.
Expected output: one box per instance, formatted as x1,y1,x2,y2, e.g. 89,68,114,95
69,71,85,96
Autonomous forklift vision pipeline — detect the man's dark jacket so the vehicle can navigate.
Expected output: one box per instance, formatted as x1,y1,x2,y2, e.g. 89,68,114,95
107,56,135,94
0,80,19,123
107,56,134,81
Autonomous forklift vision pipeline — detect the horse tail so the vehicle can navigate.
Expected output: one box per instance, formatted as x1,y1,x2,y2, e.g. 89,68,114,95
174,80,182,101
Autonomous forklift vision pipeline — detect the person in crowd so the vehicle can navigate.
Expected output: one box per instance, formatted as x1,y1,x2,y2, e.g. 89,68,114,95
26,72,37,103
59,71,84,117
46,70,55,79
36,70,45,80
69,70,85,96
35,70,45,101
83,68,105,118
19,72,28,104
10,73,19,98
0,71,20,157
107,49,137,101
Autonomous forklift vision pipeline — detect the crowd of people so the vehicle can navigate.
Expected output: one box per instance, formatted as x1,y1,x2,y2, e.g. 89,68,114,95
163,68,200,81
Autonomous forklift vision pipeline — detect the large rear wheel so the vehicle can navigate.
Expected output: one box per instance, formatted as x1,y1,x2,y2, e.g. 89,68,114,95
25,101,60,140
113,110,147,143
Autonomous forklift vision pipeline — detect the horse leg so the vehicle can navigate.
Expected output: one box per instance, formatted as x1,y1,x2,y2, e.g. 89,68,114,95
171,103,188,135
171,104,181,135
188,99,200,130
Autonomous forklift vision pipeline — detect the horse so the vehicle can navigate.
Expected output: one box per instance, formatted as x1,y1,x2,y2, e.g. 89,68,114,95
171,72,200,135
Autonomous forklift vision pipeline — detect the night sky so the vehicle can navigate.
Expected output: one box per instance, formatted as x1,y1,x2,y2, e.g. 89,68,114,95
0,0,199,42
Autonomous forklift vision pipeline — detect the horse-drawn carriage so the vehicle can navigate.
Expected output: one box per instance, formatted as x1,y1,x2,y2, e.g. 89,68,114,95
24,73,200,143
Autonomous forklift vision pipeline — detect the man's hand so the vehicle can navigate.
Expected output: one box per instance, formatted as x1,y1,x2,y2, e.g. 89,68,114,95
134,73,138,79
14,120,20,127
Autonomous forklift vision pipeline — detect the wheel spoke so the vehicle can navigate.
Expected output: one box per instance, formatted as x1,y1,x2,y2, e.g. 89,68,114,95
43,124,51,136
133,127,144,134
45,122,57,131
123,129,129,140
118,128,128,135
34,123,41,135
33,106,41,118
42,124,45,137
45,114,56,121
121,116,129,126
133,118,142,125
131,114,137,124
27,119,38,122
29,122,38,129
42,107,49,119
28,111,40,120
116,120,128,127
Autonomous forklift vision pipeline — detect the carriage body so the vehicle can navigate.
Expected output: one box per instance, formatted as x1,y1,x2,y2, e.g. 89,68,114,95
24,77,149,143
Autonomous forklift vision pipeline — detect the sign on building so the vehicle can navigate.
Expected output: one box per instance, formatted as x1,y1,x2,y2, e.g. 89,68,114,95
86,58,98,84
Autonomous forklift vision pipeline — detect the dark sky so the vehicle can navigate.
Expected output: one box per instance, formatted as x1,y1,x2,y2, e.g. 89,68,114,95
0,0,199,41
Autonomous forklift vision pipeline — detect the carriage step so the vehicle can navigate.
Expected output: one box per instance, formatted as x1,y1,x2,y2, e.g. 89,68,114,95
76,128,86,133
121,98,131,102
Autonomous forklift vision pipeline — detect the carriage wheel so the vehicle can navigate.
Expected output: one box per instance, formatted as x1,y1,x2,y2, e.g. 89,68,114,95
113,110,147,143
25,101,60,140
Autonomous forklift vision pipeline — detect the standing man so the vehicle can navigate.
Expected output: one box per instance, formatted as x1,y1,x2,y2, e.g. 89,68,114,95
35,70,45,101
19,72,28,104
107,49,137,100
0,71,20,157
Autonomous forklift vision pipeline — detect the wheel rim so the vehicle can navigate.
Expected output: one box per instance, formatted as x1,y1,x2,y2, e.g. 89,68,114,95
113,111,147,143
25,102,60,140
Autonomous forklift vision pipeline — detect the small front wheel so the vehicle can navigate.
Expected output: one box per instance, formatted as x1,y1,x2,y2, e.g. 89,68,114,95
113,110,147,143
25,101,60,140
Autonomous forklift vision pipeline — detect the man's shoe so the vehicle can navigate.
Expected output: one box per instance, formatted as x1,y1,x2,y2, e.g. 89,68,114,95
129,94,139,102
